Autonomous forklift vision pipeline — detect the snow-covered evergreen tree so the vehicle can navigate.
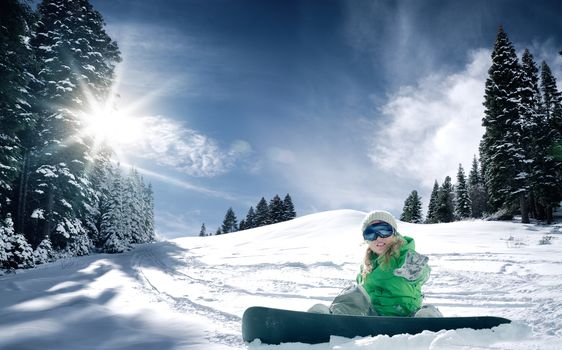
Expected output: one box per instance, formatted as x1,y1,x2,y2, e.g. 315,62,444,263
0,217,13,270
26,0,121,253
9,232,35,269
123,169,143,243
142,183,155,242
468,156,487,218
244,207,256,229
33,236,55,264
221,208,238,234
455,164,472,220
519,51,547,221
534,61,562,222
83,144,113,247
479,27,528,219
0,0,39,237
400,190,423,223
425,180,439,223
63,219,90,256
100,164,128,253
435,176,455,223
282,194,296,221
254,197,270,227
238,219,247,231
199,223,206,237
0,216,34,270
269,195,285,224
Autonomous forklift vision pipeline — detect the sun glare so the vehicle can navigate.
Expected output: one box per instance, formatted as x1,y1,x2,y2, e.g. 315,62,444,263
81,104,144,149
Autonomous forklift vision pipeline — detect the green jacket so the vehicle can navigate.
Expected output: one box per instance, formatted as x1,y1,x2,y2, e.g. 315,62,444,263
356,235,430,316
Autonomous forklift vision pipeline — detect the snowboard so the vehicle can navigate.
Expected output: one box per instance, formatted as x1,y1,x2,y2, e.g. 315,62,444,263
242,306,511,344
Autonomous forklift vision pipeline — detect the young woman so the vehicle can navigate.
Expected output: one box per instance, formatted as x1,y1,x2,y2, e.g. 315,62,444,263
309,210,440,317
357,210,436,317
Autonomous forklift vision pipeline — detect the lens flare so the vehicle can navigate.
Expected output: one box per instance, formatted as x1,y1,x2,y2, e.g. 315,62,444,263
81,104,143,148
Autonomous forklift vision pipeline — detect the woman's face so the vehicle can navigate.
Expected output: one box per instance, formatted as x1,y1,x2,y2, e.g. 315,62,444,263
367,234,395,255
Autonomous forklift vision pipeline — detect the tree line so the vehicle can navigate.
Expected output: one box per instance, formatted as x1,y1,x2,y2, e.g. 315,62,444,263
1,0,154,273
199,194,297,236
401,27,562,224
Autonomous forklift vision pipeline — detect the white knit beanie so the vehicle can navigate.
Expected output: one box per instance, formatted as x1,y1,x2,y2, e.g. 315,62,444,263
361,210,398,233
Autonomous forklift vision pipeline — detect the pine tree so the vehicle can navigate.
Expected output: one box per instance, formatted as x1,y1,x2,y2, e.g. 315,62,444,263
520,51,547,221
238,219,246,231
254,197,270,227
535,61,562,222
412,192,423,223
269,195,285,224
100,164,128,253
221,208,238,234
26,0,121,253
85,146,114,248
435,176,455,223
0,215,34,269
455,164,472,220
0,216,13,270
514,49,546,223
425,180,439,223
199,223,206,237
142,183,155,242
244,207,256,229
33,236,55,264
401,191,423,223
9,232,35,269
83,146,113,246
282,194,296,221
64,220,90,256
468,156,487,218
0,0,39,238
480,27,529,219
123,169,143,243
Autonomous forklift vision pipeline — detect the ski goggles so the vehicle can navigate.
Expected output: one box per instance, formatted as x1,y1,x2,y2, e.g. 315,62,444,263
362,222,395,241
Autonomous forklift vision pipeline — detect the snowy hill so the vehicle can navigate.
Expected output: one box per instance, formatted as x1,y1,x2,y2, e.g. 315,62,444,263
1,209,561,349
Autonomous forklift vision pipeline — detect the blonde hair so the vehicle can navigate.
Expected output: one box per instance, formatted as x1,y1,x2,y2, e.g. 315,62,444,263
360,235,405,283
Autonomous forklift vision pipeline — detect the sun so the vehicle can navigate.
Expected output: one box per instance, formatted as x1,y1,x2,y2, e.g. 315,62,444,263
80,103,144,150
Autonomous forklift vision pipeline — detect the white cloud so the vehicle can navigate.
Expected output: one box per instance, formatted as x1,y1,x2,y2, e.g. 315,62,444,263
371,49,491,188
228,140,253,158
267,147,296,165
126,115,251,177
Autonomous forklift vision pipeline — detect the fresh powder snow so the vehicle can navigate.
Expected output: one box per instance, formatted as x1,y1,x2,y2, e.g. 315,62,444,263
0,209,560,349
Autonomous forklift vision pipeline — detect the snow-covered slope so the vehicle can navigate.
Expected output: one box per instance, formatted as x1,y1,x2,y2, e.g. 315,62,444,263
1,210,561,349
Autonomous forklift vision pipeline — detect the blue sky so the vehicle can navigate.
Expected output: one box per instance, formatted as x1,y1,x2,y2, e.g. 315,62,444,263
88,0,562,238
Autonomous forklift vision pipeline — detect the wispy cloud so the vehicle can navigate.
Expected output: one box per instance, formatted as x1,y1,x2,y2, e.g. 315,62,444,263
106,23,196,99
154,210,202,239
342,1,490,88
105,20,240,105
342,1,439,86
122,115,252,178
371,49,490,188
122,163,237,201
